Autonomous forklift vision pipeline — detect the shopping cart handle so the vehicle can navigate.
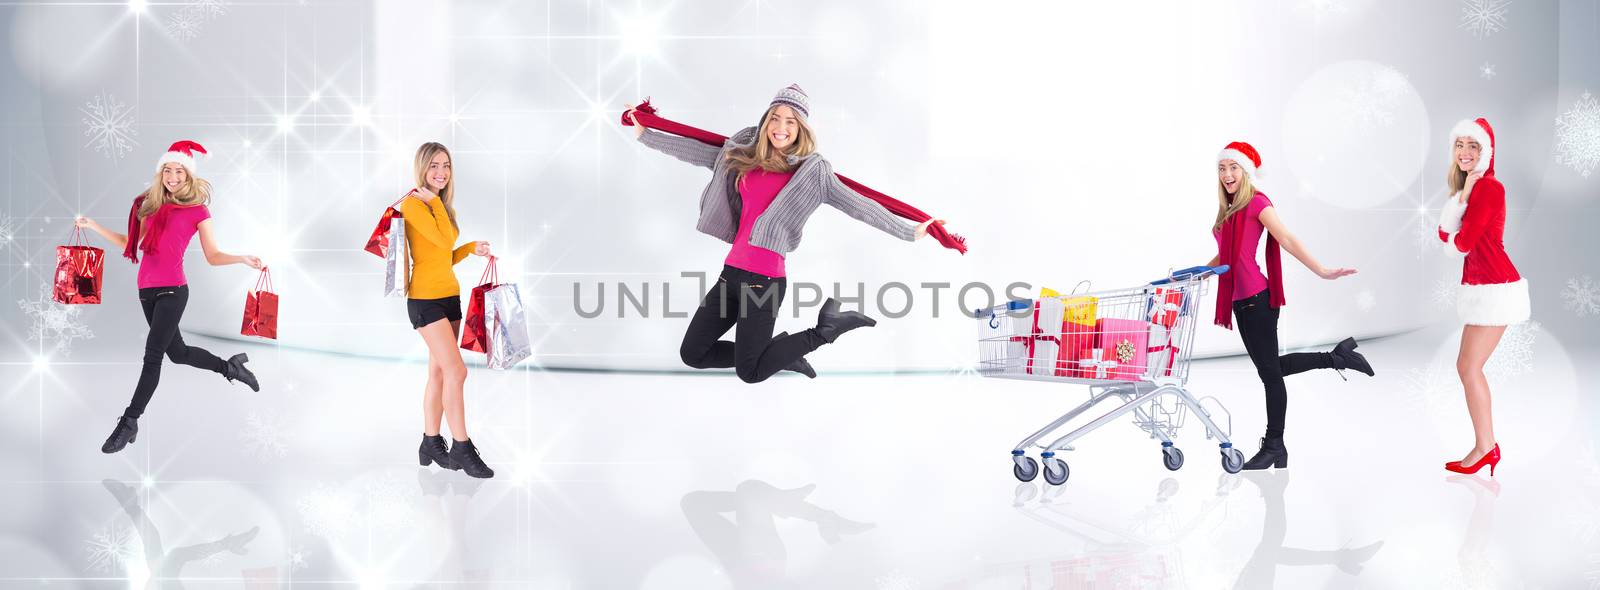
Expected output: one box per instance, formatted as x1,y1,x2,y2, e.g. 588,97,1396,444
1151,265,1229,285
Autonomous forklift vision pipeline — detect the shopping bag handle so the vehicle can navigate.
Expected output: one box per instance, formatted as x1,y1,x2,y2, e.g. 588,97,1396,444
477,255,497,287
1151,264,1230,285
68,225,89,247
253,267,273,294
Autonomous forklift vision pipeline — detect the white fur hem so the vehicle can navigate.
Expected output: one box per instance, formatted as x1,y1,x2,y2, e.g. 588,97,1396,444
1457,278,1530,326
1438,196,1467,233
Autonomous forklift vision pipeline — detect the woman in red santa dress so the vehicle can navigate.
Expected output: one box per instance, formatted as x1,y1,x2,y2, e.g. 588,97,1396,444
1436,117,1530,477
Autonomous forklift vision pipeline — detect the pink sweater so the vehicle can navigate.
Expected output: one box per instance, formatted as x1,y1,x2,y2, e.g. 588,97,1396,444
137,204,210,289
724,169,792,277
1213,193,1273,301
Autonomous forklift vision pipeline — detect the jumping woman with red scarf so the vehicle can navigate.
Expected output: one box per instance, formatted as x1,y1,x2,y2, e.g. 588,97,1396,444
1207,142,1374,471
625,85,954,382
75,141,265,454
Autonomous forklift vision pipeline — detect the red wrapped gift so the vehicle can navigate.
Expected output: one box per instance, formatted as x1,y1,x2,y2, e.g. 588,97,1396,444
363,193,410,258
460,257,497,354
1096,318,1151,380
1147,323,1181,377
241,268,278,339
1147,287,1184,329
1057,321,1097,377
53,228,104,304
1075,348,1120,380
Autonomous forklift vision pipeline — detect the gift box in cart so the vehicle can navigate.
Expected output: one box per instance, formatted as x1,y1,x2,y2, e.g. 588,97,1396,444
974,265,1241,486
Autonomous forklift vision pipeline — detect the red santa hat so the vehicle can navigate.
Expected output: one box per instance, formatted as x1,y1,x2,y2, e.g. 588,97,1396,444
157,140,207,175
1216,141,1264,182
1449,118,1494,174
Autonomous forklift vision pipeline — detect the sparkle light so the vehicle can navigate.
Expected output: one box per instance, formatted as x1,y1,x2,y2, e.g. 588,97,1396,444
616,10,663,57
128,0,148,14
31,355,48,372
276,114,296,134
351,105,372,127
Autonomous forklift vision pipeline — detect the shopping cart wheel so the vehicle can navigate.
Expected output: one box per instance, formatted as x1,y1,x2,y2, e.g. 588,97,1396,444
1042,457,1070,486
1013,456,1039,482
1162,447,1185,471
1221,448,1245,474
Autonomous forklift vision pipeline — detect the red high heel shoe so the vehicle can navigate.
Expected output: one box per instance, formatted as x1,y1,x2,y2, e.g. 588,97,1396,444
1445,444,1501,476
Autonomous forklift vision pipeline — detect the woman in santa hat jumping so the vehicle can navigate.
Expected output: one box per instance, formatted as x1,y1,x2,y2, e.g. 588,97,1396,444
624,85,947,383
1206,141,1375,471
1436,118,1529,477
75,140,265,454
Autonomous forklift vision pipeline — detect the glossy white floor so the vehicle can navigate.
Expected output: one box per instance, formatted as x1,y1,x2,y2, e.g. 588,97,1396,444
1,325,1596,589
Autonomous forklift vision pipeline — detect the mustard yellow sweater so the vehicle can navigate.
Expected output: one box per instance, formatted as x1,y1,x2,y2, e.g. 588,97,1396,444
401,196,476,299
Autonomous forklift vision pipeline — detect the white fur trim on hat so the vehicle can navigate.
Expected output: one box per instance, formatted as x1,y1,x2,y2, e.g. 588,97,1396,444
157,152,196,174
1450,119,1493,174
1457,278,1530,326
1217,148,1262,182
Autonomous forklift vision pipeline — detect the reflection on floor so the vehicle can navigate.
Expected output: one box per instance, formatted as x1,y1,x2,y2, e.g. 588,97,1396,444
0,326,1596,588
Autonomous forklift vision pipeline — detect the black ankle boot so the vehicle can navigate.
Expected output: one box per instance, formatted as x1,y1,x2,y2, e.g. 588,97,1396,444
448,439,495,479
419,434,454,469
813,298,877,344
222,354,260,392
1242,436,1288,470
101,416,139,454
775,332,817,378
1330,337,1375,377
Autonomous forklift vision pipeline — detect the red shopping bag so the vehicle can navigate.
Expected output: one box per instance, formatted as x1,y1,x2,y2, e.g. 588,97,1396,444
460,257,497,354
53,227,105,304
363,193,410,258
241,268,279,339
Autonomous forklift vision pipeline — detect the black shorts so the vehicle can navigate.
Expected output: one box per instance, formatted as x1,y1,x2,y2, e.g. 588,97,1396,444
407,296,462,329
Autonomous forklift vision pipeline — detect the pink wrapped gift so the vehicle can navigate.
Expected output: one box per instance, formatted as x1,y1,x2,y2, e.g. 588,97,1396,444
1096,317,1151,380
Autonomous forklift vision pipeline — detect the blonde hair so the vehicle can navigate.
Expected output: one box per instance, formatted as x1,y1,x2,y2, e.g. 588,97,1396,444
725,105,817,184
413,142,459,231
1444,137,1478,195
137,163,211,221
1213,171,1257,232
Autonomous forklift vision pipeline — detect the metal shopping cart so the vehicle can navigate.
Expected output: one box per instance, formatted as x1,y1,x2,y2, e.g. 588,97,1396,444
975,265,1242,485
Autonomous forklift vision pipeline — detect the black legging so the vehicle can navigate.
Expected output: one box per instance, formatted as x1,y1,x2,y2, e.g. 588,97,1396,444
1232,289,1335,439
680,265,825,383
124,285,227,419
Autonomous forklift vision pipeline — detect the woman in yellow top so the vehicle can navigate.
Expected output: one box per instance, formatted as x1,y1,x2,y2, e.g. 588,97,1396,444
405,142,495,479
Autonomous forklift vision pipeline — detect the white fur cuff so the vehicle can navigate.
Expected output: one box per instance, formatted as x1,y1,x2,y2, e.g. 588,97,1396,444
1438,196,1467,234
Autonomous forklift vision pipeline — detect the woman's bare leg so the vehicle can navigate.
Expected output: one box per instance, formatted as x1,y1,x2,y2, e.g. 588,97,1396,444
1456,325,1507,465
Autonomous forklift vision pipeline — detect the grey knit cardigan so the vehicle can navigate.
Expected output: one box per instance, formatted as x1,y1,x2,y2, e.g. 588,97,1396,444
637,126,916,253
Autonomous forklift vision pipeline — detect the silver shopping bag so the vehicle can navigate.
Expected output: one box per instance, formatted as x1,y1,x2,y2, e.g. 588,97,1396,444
482,282,532,370
383,217,409,298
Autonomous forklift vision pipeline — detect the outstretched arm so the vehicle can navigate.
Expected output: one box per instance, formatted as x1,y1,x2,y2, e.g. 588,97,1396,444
1258,207,1355,280
627,104,721,169
196,220,264,269
75,216,128,250
822,164,918,242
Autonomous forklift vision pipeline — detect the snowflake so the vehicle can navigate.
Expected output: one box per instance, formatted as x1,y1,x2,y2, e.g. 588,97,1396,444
1401,361,1457,413
192,0,227,17
240,410,289,459
1432,277,1459,309
0,215,15,248
875,569,919,590
18,286,94,356
1556,92,1600,178
1337,65,1410,131
166,0,227,41
80,93,138,160
296,484,358,539
1459,0,1511,38
85,524,142,572
1564,276,1600,317
1357,289,1377,312
295,472,414,540
1479,62,1497,80
166,8,202,41
289,545,311,571
1484,321,1538,383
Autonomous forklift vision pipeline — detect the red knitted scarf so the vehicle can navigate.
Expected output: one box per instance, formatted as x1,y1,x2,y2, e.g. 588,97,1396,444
1213,193,1284,330
622,99,967,255
123,196,175,263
